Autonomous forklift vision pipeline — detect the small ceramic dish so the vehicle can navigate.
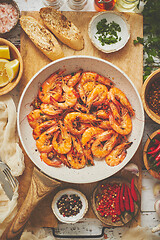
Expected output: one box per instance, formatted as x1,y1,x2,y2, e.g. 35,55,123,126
92,178,140,227
141,68,160,124
0,38,23,95
51,188,88,224
143,129,160,180
88,11,130,53
0,0,20,35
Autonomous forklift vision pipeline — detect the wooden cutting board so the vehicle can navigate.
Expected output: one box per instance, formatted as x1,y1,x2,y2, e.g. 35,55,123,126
18,11,143,228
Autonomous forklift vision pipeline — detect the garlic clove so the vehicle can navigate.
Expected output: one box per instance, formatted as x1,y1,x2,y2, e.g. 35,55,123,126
122,163,139,176
154,199,160,216
152,224,160,233
153,183,160,198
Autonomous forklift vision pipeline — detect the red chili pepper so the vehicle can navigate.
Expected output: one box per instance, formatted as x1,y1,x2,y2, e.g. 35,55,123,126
149,157,160,169
153,139,160,145
127,186,134,213
156,160,160,167
147,147,157,158
155,153,160,162
147,146,157,152
124,184,130,211
147,144,160,155
120,184,125,212
115,189,121,215
131,179,138,202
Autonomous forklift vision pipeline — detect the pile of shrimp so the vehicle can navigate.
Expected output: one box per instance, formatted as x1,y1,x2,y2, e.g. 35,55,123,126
27,69,135,169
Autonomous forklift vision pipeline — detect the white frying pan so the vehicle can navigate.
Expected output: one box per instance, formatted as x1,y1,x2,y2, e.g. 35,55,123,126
17,56,144,183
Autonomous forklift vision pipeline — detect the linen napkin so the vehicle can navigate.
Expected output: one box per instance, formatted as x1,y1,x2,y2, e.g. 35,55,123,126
0,95,55,239
0,94,24,176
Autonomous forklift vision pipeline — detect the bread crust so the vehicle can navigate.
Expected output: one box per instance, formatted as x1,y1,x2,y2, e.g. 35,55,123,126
39,7,84,51
20,16,64,61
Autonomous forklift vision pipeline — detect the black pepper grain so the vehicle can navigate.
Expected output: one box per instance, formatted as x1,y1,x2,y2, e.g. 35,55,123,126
57,194,82,217
146,79,160,116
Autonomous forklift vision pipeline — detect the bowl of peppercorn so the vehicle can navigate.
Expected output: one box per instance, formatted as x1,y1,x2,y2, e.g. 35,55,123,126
142,68,160,124
143,130,160,180
51,188,88,224
91,178,140,226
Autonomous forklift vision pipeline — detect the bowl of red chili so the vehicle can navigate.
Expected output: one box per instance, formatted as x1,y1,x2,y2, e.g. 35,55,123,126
143,129,160,180
91,177,140,227
142,68,160,124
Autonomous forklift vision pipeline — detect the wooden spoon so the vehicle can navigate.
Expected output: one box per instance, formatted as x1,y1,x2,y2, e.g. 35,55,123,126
1,167,61,240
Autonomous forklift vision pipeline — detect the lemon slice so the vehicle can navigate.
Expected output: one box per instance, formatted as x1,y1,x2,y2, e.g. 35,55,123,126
5,59,20,82
0,59,10,87
0,46,10,59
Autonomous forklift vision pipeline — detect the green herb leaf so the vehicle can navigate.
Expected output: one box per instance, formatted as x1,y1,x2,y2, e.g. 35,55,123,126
133,0,160,81
95,19,122,46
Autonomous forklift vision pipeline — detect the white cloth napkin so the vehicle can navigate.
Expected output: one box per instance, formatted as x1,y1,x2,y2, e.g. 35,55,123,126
0,184,18,236
0,95,55,239
0,94,24,176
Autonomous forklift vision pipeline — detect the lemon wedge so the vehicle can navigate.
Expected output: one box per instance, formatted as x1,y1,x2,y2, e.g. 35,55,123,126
0,46,10,59
5,59,20,82
0,59,10,87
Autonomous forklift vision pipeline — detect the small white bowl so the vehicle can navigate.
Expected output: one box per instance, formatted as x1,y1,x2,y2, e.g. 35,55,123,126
52,188,88,224
88,11,130,53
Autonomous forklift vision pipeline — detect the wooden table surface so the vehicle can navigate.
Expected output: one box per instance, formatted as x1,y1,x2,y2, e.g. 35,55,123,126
5,0,160,239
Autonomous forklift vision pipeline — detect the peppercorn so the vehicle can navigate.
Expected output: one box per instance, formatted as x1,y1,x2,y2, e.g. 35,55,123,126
146,79,160,116
57,194,82,217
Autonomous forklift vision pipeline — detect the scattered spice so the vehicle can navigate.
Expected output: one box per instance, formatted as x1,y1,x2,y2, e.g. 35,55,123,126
95,19,121,46
146,79,160,116
96,183,120,223
31,96,41,109
57,194,82,217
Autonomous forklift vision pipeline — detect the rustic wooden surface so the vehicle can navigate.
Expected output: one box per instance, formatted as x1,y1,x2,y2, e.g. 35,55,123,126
19,11,143,228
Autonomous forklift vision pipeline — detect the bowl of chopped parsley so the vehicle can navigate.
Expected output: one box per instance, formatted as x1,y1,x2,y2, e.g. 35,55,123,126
88,11,130,53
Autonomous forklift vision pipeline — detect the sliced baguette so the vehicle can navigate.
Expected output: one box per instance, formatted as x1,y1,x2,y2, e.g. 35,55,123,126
39,7,84,51
20,16,64,61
